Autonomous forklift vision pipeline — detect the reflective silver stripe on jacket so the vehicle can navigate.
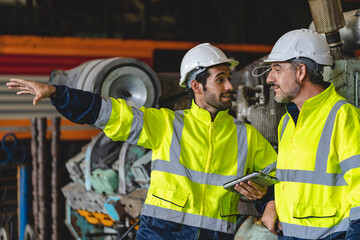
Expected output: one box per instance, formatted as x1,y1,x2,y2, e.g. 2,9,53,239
350,206,360,221
281,217,349,239
262,161,277,175
276,100,348,186
169,111,185,165
151,112,250,186
280,114,290,141
141,204,237,234
234,118,248,176
340,155,360,175
126,107,144,144
93,98,144,144
93,97,113,129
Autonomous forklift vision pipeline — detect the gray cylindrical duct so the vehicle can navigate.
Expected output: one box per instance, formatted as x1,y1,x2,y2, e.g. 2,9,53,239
308,0,345,34
49,57,161,109
338,9,360,55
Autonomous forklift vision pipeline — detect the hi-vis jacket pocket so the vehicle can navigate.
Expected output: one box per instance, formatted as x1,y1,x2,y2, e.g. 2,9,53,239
152,188,189,208
220,193,240,217
293,203,337,219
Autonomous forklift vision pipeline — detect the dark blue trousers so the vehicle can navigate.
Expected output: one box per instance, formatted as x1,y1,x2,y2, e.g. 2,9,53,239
135,215,234,240
278,231,346,240
278,219,360,240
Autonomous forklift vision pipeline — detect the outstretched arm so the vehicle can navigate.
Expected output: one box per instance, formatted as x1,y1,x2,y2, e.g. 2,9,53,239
6,78,56,105
7,78,103,125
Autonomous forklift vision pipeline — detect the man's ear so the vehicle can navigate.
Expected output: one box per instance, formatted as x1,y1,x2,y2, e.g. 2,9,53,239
191,79,202,94
297,63,307,83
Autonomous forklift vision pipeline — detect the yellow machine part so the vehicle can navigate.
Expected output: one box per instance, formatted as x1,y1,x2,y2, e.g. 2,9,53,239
77,210,115,227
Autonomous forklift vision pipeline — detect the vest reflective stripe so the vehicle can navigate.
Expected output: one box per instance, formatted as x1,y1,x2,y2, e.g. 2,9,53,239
276,169,346,186
280,114,290,141
234,119,248,176
276,100,347,186
262,161,277,175
127,107,144,144
350,206,360,220
315,100,347,173
170,111,184,165
340,155,360,175
93,97,113,129
281,216,349,239
151,111,251,186
141,204,237,234
151,160,238,186
93,98,144,144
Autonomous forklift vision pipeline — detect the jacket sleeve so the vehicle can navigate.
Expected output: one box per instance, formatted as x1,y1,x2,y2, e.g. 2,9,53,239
245,124,277,213
337,107,360,222
50,85,102,125
254,185,274,214
245,124,278,174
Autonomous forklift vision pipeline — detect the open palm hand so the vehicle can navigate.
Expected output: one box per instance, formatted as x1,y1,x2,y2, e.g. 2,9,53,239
6,78,56,105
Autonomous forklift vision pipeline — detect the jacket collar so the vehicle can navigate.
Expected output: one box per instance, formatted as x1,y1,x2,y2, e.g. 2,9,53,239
300,82,334,111
190,99,230,123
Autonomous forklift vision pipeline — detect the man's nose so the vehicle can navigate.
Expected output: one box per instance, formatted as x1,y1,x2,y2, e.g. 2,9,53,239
225,79,234,91
266,70,275,84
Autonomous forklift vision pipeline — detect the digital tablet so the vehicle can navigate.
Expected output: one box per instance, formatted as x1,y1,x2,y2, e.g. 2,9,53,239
223,172,279,192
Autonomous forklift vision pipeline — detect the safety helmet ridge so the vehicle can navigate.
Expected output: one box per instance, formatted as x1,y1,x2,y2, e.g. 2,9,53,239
179,43,239,88
264,28,333,66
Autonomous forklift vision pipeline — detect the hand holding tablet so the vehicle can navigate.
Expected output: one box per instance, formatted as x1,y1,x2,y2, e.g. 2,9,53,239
223,172,279,193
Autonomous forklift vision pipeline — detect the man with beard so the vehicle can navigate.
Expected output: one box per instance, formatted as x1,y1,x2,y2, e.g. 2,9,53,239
261,29,360,240
7,43,277,239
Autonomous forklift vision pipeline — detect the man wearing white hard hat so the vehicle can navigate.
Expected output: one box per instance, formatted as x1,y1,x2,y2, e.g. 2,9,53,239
7,43,277,239
262,28,360,240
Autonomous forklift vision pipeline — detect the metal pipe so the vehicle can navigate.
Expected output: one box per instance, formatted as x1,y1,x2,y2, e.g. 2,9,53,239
36,118,50,240
119,219,140,240
19,165,30,240
51,117,60,240
30,118,39,234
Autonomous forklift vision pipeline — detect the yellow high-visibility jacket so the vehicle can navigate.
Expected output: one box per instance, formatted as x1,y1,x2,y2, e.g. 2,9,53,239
275,83,360,239
96,99,277,234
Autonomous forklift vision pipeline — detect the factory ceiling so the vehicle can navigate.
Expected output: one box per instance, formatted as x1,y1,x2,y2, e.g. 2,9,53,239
0,0,359,45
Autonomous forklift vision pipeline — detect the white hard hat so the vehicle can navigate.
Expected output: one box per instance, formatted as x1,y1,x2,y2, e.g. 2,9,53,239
179,43,239,88
264,28,333,66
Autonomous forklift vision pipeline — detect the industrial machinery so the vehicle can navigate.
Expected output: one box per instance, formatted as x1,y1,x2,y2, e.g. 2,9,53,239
47,0,360,239
236,0,360,147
